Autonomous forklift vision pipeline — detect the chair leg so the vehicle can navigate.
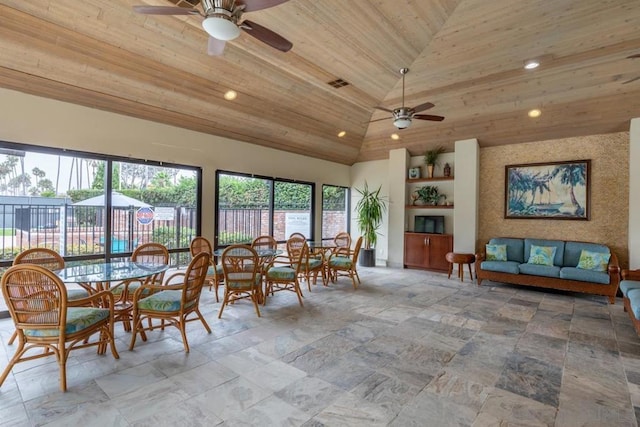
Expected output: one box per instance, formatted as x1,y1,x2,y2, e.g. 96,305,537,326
218,292,229,318
178,320,190,353
294,283,304,307
251,292,261,317
195,309,212,334
7,330,17,345
58,348,68,392
0,339,26,388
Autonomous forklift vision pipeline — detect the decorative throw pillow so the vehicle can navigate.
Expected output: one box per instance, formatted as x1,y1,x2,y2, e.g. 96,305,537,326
527,245,557,266
486,244,507,261
576,250,611,272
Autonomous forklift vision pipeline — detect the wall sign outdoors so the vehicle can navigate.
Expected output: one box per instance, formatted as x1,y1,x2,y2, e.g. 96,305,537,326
136,207,155,225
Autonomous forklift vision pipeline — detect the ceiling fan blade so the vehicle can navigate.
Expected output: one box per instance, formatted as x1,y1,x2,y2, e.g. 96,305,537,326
367,117,393,124
374,106,394,113
628,54,640,59
208,37,226,56
132,6,202,16
623,76,640,84
414,114,445,122
241,20,292,52
412,102,435,113
239,0,290,12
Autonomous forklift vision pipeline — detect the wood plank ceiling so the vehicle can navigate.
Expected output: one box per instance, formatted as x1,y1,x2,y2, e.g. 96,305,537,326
0,0,639,165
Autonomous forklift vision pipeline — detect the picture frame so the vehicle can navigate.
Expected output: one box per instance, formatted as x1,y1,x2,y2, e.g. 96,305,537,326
408,167,421,179
504,159,590,220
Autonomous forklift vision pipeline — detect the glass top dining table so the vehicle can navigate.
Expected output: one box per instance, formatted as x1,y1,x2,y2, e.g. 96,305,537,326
55,261,170,292
212,248,283,258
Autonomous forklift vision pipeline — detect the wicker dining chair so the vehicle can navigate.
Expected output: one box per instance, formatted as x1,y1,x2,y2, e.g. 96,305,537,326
333,232,352,255
109,242,170,331
327,236,363,289
0,264,119,392
287,236,324,289
218,245,262,318
190,236,224,302
7,248,89,345
129,252,211,353
264,243,306,307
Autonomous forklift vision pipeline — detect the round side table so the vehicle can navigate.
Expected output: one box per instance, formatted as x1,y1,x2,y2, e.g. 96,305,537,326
445,252,476,282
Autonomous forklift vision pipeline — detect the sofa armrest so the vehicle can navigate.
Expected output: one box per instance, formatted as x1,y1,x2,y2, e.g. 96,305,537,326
622,269,640,281
475,252,485,263
608,252,620,282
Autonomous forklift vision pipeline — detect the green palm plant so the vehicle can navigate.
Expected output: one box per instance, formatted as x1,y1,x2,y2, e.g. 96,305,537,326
355,182,387,250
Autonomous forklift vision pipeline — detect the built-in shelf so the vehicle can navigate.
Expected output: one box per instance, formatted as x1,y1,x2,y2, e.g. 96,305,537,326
407,176,454,183
405,204,454,209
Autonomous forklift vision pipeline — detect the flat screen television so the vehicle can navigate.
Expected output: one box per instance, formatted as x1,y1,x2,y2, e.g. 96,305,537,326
414,215,445,234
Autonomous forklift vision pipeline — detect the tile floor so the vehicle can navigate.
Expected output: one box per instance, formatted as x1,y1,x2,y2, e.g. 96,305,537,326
0,266,639,426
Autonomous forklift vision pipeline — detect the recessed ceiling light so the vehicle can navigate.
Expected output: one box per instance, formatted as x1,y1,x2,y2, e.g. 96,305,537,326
338,131,346,137
224,90,237,100
391,133,400,140
528,109,541,118
524,59,540,70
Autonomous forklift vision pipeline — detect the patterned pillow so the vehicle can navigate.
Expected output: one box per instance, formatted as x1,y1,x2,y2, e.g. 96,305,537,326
527,245,557,266
576,250,611,272
486,244,507,261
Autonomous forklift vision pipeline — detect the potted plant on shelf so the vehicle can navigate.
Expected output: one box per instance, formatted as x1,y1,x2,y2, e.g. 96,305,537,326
423,146,445,178
355,181,387,267
417,185,446,206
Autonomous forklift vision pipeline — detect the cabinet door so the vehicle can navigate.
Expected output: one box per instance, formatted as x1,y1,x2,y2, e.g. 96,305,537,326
404,234,428,268
427,234,453,271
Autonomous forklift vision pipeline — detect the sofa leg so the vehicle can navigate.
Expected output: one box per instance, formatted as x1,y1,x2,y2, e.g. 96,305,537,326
608,295,615,304
477,278,482,286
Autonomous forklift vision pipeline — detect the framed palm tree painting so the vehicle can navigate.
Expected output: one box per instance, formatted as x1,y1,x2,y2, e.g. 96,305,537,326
505,159,590,220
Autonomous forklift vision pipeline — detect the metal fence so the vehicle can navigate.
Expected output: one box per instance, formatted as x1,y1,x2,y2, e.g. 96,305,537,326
0,202,197,262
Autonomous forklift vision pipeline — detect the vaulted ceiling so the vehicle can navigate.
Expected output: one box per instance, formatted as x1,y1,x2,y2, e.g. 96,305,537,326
1,0,639,165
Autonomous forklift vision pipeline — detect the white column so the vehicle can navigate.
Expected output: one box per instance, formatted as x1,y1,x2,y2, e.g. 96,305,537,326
388,148,410,268
453,139,479,254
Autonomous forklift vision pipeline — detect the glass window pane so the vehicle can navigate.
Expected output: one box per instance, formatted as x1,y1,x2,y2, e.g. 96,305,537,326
322,185,349,240
274,181,312,241
217,173,271,245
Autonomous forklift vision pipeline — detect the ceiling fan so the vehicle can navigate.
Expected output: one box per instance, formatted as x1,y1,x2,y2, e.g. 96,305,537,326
133,0,292,56
370,68,444,129
624,54,640,84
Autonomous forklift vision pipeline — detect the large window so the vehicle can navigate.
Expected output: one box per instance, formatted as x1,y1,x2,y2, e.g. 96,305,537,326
216,171,314,247
0,142,201,313
322,185,350,240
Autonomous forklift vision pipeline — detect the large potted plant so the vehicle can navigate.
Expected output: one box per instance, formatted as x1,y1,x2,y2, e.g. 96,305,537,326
423,146,445,178
355,182,387,267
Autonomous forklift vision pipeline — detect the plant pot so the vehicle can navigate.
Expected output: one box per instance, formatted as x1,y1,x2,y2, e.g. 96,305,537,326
359,248,376,267
426,164,435,178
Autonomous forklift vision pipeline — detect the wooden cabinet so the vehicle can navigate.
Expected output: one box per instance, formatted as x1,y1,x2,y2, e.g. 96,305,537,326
403,232,453,271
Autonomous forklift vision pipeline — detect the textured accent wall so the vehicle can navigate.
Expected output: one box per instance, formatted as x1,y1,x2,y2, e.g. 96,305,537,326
478,132,629,267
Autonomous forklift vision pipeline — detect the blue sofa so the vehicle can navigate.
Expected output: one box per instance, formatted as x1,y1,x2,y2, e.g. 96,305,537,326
475,237,620,304
620,270,640,334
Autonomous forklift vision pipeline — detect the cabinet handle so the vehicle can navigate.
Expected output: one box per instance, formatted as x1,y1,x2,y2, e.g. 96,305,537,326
424,238,427,246
425,237,430,246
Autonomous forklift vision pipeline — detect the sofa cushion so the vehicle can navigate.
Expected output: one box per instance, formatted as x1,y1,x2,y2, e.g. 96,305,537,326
627,289,640,319
488,238,524,263
518,263,561,278
564,242,610,268
486,244,507,261
524,239,564,266
620,280,640,297
559,267,610,285
576,250,611,272
480,260,520,274
527,245,557,266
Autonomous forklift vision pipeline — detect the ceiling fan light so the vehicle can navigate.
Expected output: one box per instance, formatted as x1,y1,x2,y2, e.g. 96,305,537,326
202,16,240,41
394,118,412,129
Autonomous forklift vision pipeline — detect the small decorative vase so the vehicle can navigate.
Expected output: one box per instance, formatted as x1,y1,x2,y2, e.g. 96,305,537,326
427,164,434,178
444,163,451,177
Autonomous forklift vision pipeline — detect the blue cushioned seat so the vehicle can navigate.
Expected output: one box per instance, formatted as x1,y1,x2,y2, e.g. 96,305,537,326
328,256,352,269
24,307,110,337
137,290,196,312
620,280,640,297
564,241,610,267
627,289,640,319
267,266,296,280
67,288,90,300
560,267,610,285
480,260,520,274
518,263,561,278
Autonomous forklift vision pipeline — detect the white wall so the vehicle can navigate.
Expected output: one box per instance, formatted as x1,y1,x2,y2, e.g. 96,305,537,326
0,88,351,241
453,139,479,253
350,159,390,265
630,118,640,268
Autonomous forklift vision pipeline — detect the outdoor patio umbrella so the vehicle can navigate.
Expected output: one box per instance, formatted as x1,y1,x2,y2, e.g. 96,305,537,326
72,192,152,208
